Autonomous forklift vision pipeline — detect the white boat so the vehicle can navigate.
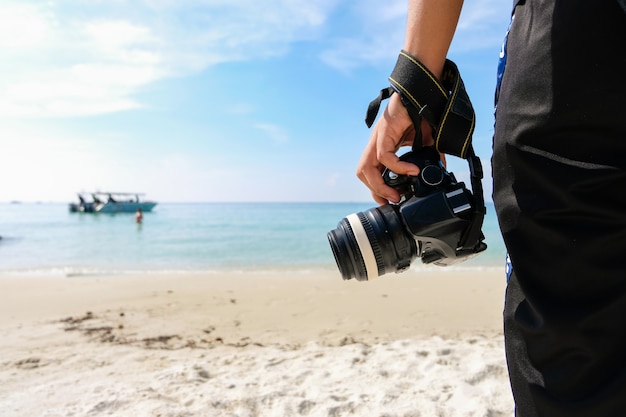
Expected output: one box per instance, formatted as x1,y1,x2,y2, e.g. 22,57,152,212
69,192,157,214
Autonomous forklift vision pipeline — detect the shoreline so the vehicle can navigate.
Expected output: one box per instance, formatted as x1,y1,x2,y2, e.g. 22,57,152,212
0,269,506,341
0,261,506,279
0,269,513,416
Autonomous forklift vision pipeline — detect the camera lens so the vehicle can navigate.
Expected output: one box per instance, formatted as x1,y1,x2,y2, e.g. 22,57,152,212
327,205,418,281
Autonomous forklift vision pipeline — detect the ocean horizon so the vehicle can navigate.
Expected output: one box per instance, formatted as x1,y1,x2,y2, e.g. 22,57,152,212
0,202,507,277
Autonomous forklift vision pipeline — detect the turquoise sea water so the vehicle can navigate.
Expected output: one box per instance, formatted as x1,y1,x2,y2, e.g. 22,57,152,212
0,202,506,276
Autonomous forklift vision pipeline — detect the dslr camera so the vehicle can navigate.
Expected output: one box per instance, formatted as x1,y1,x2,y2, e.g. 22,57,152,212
327,146,487,281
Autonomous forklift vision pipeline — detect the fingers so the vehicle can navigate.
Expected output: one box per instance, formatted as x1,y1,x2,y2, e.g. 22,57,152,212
356,94,449,205
356,98,420,204
356,139,402,204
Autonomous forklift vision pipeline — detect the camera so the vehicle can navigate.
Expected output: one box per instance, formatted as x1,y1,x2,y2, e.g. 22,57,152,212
327,146,487,281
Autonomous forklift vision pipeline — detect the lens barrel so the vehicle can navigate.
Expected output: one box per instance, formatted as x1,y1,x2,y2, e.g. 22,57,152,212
327,205,418,281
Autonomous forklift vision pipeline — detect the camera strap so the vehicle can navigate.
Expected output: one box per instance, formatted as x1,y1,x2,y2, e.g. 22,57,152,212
461,149,486,253
365,51,486,253
365,50,475,159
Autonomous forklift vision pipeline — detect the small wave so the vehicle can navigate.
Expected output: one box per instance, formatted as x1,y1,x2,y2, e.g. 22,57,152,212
0,262,505,279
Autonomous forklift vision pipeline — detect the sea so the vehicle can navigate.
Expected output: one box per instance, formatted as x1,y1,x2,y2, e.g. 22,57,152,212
0,202,507,277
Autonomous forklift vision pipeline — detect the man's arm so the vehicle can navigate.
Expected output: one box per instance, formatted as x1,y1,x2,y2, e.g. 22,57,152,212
356,0,464,204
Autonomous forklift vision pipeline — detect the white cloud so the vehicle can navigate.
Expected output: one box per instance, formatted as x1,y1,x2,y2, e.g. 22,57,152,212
319,0,406,72
0,128,109,201
85,20,157,51
0,3,165,117
0,126,242,202
254,123,290,145
0,4,49,48
452,0,512,52
0,0,338,118
0,0,510,119
320,0,511,72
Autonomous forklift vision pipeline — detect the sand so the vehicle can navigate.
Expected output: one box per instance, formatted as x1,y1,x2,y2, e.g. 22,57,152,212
0,268,514,416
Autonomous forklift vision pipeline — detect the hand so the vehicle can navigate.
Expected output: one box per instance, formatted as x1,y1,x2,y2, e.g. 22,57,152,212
356,93,440,204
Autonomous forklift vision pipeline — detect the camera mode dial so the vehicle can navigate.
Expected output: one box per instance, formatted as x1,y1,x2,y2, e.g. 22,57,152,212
420,164,444,186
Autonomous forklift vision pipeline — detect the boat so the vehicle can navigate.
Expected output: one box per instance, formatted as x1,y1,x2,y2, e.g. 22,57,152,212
69,192,157,214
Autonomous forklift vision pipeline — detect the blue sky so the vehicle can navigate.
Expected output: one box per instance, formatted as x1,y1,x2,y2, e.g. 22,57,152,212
0,0,511,203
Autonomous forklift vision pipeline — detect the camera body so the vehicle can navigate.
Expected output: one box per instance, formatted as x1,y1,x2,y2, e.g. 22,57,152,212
327,146,486,281
384,146,479,265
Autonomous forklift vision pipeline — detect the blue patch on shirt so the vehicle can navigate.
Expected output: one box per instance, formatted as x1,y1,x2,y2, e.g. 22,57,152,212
505,253,513,283
495,14,514,110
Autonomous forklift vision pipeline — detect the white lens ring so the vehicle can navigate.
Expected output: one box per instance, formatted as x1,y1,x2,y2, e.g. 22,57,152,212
346,213,379,280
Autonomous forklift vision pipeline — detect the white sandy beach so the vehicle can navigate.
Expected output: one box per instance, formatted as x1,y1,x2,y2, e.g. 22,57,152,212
0,269,514,417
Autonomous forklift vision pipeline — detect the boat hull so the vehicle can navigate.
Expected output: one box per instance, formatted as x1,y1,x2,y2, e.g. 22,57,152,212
69,202,157,213
96,202,157,213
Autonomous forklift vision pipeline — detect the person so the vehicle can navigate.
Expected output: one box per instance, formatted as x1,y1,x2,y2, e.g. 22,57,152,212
135,208,143,224
356,1,626,415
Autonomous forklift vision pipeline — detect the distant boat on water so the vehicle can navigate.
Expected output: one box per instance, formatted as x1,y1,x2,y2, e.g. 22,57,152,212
69,192,157,214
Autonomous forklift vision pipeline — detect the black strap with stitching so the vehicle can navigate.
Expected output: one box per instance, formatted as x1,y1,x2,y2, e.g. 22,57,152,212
366,50,476,159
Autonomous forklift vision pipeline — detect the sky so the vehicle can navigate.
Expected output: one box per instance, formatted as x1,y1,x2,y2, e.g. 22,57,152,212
0,0,512,203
